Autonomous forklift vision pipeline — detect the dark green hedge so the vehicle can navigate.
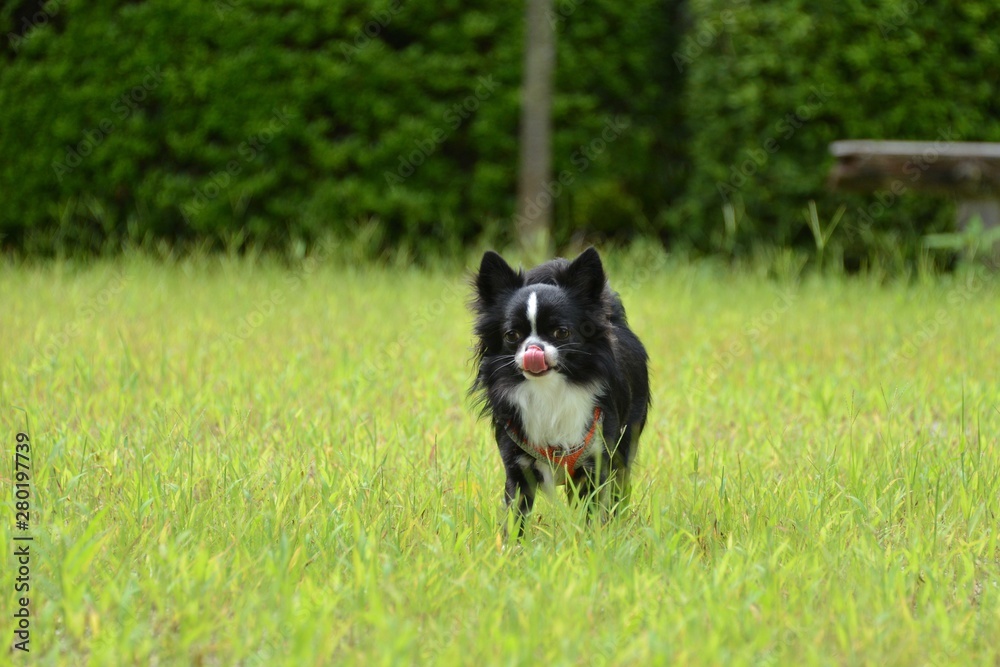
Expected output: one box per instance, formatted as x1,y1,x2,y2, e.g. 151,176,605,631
2,0,999,263
679,0,1000,266
0,0,681,255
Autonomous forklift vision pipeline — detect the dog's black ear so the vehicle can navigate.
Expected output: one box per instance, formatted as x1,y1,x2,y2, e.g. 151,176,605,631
476,251,523,306
565,247,606,301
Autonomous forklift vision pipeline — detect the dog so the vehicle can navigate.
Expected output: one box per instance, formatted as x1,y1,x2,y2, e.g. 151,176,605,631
471,247,650,534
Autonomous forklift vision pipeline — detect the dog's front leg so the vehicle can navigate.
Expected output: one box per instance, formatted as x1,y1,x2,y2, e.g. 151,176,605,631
501,461,537,539
494,422,538,539
496,424,537,539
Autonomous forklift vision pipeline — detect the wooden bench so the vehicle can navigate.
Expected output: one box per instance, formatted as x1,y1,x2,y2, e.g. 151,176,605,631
828,140,1000,254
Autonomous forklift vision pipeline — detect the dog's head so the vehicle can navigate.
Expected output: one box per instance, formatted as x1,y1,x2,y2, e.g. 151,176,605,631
471,248,614,393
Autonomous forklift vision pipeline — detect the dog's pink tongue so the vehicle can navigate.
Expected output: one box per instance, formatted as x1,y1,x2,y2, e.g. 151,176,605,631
523,345,548,374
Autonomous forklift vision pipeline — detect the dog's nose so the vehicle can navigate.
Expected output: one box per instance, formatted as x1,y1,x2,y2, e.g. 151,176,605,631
523,345,548,373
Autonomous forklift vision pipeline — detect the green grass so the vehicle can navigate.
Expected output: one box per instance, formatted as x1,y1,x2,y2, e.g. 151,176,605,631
2,247,999,665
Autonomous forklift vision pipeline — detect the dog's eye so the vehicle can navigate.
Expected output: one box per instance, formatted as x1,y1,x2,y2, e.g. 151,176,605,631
503,330,521,345
553,327,570,340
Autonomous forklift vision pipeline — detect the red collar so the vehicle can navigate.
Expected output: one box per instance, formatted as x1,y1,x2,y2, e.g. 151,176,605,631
504,407,603,477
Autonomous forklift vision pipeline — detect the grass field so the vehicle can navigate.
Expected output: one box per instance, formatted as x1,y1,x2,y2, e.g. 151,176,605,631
2,247,999,665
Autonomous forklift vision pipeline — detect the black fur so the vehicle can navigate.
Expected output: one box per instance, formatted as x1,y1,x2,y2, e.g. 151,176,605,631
470,248,650,534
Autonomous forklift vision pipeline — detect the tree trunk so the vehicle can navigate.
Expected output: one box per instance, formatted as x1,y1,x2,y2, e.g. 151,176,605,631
516,0,556,262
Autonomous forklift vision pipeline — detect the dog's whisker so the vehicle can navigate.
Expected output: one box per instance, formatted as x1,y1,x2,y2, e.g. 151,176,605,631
486,358,519,381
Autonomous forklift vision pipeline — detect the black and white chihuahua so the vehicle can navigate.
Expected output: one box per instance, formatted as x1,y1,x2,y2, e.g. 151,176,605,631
471,247,650,533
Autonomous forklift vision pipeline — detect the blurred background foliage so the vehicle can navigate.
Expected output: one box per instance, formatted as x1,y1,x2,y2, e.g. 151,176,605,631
2,0,999,267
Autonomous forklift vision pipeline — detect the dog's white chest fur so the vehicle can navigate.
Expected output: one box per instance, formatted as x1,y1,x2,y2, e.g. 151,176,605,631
509,375,600,448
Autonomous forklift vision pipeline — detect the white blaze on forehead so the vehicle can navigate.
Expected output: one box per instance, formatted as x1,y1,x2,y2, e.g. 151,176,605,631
526,291,538,336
